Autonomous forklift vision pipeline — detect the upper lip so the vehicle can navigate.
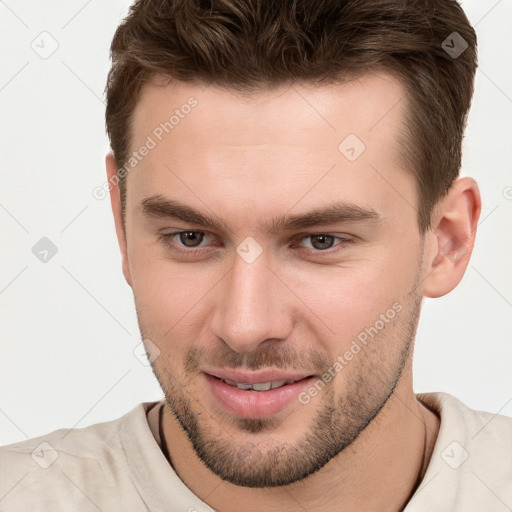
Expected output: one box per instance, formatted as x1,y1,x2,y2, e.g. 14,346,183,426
203,367,315,384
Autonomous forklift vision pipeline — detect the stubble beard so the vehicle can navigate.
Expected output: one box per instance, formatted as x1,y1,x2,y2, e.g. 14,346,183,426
140,286,423,488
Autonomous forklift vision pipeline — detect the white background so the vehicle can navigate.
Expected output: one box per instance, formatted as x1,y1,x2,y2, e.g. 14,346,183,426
0,0,511,446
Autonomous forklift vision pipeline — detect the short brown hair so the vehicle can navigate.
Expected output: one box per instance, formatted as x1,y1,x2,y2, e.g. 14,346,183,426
105,0,477,232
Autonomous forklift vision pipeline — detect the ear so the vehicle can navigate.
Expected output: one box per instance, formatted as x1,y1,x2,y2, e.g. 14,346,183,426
422,177,481,298
105,153,133,287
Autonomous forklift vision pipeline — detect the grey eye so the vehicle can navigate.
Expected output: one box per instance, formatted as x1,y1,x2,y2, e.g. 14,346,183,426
179,231,205,247
308,235,337,250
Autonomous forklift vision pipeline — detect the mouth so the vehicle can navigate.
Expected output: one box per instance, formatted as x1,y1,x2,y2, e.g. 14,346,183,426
202,369,316,419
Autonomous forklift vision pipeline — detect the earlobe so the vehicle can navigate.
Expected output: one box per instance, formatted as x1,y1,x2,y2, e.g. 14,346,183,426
422,177,481,298
105,153,133,288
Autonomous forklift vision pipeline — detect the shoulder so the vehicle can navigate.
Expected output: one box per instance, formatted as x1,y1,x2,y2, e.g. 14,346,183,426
0,402,153,512
408,392,512,512
419,391,512,454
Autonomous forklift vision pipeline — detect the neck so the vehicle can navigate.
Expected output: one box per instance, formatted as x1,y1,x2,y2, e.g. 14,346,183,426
161,367,440,512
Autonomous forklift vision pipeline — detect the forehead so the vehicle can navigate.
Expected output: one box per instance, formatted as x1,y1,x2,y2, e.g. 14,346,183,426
132,72,407,147
127,72,416,230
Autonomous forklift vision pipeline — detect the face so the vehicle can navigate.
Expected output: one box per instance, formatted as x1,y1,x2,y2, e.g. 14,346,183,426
122,73,429,487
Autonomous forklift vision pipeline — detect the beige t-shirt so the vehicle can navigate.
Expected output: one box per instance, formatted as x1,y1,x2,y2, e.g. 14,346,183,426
0,392,511,511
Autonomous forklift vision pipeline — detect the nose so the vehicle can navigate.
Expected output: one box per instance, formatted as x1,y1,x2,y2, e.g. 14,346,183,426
210,249,293,353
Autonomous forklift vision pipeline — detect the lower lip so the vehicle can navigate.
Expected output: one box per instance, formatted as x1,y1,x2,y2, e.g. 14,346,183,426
204,373,315,419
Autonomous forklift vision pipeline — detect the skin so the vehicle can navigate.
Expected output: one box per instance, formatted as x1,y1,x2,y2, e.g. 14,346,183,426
106,72,481,511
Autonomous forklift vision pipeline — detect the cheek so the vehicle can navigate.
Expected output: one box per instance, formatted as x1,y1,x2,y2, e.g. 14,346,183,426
129,245,221,342
279,245,420,348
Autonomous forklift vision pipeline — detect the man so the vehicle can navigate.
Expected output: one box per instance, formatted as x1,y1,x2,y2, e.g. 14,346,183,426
1,0,511,510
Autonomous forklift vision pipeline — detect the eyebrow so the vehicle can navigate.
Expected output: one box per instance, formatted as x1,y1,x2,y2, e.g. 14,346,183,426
140,195,380,233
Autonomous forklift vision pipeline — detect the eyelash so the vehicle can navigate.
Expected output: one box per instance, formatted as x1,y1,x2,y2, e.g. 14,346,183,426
158,231,356,256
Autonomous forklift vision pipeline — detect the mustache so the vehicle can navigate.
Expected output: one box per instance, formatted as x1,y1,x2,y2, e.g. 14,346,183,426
184,343,332,374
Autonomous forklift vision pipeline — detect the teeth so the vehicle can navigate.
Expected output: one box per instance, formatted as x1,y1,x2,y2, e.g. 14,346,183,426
252,382,272,391
221,379,296,391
